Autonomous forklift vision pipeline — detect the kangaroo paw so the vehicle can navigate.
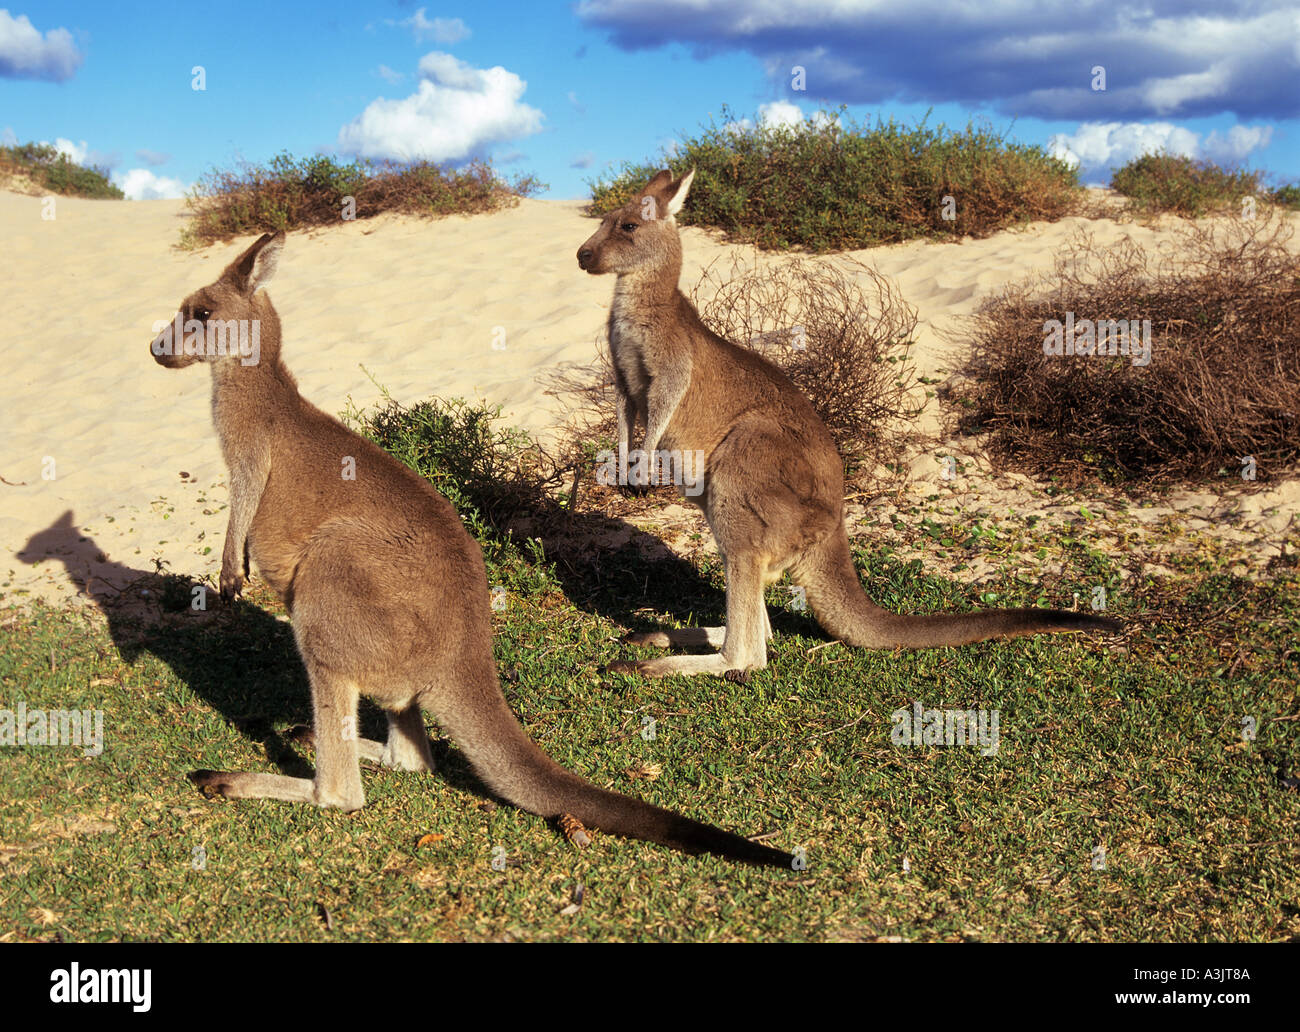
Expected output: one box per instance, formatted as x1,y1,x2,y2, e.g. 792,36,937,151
623,630,672,648
285,724,315,748
190,769,234,799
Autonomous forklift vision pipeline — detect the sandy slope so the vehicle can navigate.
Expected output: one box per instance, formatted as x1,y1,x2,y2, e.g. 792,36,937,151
1,190,1295,608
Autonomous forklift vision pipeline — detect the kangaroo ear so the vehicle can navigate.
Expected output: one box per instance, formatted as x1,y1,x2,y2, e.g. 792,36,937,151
638,169,676,220
224,231,285,295
663,168,695,218
643,169,673,194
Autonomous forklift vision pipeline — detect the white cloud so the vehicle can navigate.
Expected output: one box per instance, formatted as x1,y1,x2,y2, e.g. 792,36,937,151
337,52,543,163
38,136,116,170
135,148,170,167
1,125,16,146
376,64,405,84
570,151,595,169
0,10,82,81
48,136,88,164
758,100,802,128
1048,121,1274,180
395,10,470,44
1202,124,1274,165
113,168,188,200
723,103,838,137
1140,63,1234,116
756,101,839,130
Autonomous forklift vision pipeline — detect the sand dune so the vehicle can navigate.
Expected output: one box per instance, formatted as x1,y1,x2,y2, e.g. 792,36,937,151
1,190,1295,607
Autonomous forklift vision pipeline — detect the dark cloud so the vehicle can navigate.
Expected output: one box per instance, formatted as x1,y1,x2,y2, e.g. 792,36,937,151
575,0,1300,120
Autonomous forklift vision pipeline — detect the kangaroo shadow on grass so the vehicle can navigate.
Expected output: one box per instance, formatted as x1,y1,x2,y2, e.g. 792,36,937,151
505,487,813,647
17,510,499,804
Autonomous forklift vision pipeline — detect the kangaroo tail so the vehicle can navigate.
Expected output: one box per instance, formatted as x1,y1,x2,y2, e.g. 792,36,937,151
430,677,792,868
798,528,1123,648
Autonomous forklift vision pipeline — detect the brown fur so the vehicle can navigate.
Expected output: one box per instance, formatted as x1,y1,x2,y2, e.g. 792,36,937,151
149,231,791,867
577,170,1122,678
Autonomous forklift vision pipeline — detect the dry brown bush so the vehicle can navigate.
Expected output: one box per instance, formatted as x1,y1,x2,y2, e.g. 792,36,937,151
547,256,920,492
948,214,1300,486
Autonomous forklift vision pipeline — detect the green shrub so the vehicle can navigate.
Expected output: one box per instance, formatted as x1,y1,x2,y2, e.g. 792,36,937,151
1110,153,1263,216
587,107,1081,252
342,388,568,580
0,141,124,199
182,153,544,246
1270,183,1300,210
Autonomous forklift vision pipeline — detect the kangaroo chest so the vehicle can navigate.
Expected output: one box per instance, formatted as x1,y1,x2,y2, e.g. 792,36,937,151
609,288,697,400
608,294,656,403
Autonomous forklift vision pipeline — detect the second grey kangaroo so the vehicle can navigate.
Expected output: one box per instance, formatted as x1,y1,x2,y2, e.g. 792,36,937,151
148,230,790,867
577,169,1122,679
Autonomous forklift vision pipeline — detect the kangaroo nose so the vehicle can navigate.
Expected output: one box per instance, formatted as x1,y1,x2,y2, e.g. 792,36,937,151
577,247,593,267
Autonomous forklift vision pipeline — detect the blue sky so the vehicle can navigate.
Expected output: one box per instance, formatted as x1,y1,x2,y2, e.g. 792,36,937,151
3,1,1297,200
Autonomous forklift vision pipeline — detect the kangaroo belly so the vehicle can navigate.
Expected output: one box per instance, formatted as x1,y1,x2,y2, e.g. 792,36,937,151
246,518,299,598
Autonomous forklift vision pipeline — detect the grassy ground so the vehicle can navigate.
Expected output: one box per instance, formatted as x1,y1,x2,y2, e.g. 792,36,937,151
1,509,1296,941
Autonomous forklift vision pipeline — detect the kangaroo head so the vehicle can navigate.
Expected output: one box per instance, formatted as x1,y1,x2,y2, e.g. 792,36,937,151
577,168,694,276
150,230,285,370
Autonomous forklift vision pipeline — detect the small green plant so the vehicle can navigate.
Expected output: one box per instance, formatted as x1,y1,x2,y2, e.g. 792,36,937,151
1270,183,1300,210
182,152,543,247
342,384,568,583
1110,153,1263,216
0,141,124,199
587,107,1081,252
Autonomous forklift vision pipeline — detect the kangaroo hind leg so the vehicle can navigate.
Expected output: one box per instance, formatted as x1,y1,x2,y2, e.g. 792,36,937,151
379,704,436,772
192,660,365,812
612,553,768,679
288,703,434,771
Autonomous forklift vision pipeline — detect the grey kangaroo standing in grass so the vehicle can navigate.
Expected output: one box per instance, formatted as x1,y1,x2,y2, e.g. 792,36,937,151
577,169,1122,679
148,230,790,866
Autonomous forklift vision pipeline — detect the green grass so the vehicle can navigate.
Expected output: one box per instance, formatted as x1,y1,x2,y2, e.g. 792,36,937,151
0,142,124,199
2,399,1296,942
1109,153,1264,216
587,107,1082,252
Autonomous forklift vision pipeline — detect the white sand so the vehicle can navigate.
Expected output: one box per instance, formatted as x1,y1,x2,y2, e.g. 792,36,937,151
1,190,1295,608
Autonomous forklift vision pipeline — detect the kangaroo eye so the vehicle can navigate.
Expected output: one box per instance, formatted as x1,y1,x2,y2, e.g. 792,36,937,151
193,307,211,322
620,222,638,233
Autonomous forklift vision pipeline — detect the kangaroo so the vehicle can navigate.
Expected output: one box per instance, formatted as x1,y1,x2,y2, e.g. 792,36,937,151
577,169,1122,679
147,230,790,867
